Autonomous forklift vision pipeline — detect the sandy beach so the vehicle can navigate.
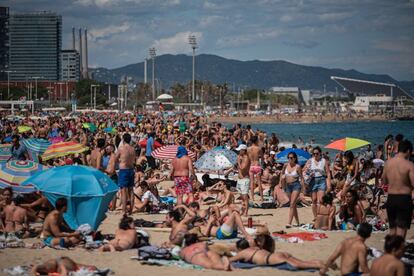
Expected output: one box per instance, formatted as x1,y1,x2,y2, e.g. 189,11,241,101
0,181,408,276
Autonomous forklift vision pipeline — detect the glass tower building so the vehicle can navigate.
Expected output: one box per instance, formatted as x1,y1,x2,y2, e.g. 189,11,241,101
0,7,9,81
9,11,62,81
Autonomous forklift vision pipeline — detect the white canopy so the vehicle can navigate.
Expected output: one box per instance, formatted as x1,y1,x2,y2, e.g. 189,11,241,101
157,94,173,100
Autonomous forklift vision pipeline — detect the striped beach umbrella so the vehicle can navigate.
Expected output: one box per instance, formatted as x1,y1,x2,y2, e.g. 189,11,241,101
0,144,12,163
42,141,89,161
151,145,196,160
49,136,65,144
0,160,47,193
325,137,370,151
22,138,52,162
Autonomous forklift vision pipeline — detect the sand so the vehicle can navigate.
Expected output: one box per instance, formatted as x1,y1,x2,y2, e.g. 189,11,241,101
0,181,411,276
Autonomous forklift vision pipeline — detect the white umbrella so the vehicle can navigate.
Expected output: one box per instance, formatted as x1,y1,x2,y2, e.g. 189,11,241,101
157,94,173,100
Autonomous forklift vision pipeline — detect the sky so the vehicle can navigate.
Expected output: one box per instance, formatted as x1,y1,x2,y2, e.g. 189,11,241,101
4,0,414,81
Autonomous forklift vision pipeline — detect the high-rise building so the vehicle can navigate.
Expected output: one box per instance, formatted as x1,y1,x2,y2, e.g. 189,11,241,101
61,49,80,81
9,11,62,81
0,7,9,81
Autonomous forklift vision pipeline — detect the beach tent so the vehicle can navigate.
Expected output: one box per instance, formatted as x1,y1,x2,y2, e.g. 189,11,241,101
23,165,118,230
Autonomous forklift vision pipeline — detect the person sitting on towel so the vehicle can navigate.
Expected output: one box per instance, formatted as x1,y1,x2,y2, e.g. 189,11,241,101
134,181,160,213
41,197,81,247
230,234,324,269
100,215,137,252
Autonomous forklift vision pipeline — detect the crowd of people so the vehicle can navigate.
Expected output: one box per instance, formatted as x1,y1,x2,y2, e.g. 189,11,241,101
0,111,413,275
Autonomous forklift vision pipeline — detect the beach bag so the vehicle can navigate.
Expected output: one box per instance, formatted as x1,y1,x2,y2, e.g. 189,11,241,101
137,245,172,260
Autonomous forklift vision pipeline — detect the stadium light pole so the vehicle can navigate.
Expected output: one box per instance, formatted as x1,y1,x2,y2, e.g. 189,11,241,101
149,48,156,101
1,70,16,99
32,76,43,100
189,35,197,102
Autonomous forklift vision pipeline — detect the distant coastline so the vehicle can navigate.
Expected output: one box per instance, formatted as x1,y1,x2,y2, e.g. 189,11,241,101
207,114,393,125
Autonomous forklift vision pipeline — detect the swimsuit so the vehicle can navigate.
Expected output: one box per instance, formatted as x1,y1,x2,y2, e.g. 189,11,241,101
174,176,193,196
184,243,209,262
249,165,262,175
386,194,413,229
118,168,135,188
248,249,272,265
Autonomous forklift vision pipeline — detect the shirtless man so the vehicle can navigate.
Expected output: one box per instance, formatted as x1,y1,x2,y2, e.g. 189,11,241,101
116,133,136,214
166,210,193,246
320,222,372,276
236,144,251,216
100,215,136,252
371,235,405,276
89,138,105,170
41,198,81,247
170,146,195,205
382,139,414,239
3,196,29,238
247,136,263,201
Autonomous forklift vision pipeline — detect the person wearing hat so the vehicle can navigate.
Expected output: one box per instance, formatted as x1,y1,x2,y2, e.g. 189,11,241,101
236,144,251,216
171,146,195,205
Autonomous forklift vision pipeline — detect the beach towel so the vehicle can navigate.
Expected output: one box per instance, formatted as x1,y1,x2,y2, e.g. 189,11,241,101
134,258,203,270
3,266,111,276
137,245,172,260
272,232,328,243
231,261,317,272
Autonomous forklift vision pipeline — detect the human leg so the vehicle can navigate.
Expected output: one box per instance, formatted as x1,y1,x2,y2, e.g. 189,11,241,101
311,192,318,218
289,190,301,225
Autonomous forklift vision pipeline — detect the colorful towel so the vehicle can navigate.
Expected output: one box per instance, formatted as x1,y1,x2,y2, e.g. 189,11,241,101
232,261,317,272
271,232,328,243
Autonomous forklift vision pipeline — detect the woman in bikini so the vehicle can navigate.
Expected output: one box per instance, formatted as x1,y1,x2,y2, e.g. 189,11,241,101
229,234,324,269
314,194,336,230
338,190,363,230
280,152,305,228
180,233,231,271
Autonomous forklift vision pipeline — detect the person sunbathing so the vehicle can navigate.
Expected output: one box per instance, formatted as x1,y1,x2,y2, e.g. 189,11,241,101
134,181,160,213
21,192,51,222
30,256,97,276
165,209,194,246
371,235,405,276
180,233,231,271
229,234,324,269
3,196,31,238
41,197,81,247
314,194,336,230
100,215,137,252
208,181,234,209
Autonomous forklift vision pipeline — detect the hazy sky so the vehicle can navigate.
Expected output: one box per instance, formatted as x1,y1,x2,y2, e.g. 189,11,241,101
5,0,414,80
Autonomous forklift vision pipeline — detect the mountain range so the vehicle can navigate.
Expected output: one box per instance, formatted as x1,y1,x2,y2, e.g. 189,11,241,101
90,54,414,94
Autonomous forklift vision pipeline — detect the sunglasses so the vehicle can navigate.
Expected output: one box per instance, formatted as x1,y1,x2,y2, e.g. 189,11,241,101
288,156,295,159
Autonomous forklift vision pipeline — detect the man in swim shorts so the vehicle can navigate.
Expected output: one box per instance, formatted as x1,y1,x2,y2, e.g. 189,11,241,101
171,146,195,205
382,139,414,239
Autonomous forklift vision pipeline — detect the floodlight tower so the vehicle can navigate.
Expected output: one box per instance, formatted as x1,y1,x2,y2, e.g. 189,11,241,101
149,47,156,101
189,35,197,102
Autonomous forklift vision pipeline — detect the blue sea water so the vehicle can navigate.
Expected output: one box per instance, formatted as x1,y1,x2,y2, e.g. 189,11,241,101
238,121,414,148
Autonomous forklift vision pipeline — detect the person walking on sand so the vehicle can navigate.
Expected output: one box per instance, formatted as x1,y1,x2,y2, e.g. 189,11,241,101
320,222,372,276
382,139,414,239
170,146,195,205
236,144,251,216
247,136,264,201
116,133,136,215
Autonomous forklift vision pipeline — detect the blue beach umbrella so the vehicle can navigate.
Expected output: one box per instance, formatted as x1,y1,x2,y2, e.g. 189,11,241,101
23,165,118,230
195,148,238,171
22,138,51,162
276,148,311,166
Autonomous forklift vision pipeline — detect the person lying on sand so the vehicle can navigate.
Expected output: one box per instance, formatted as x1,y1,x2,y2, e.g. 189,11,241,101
180,233,231,271
230,234,324,269
31,256,97,276
41,198,81,247
320,222,372,276
100,215,137,252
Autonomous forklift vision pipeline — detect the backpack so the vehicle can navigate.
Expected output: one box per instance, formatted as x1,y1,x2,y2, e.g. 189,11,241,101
137,245,172,260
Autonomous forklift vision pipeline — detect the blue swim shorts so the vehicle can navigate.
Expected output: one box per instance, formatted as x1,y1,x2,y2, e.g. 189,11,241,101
118,168,135,188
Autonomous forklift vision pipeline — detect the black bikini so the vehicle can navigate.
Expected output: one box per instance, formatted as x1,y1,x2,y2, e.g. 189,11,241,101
248,249,272,265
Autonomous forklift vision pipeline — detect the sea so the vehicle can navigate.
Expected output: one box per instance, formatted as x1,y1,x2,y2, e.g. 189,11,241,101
232,120,414,150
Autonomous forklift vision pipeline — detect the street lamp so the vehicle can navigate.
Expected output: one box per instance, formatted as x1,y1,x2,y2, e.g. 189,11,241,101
1,70,16,99
149,47,156,101
189,35,197,102
90,84,100,110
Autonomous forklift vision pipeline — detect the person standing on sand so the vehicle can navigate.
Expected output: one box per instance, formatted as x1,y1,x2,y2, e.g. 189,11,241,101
89,138,105,170
371,235,405,276
170,146,195,205
247,136,264,201
382,139,414,239
236,144,251,216
320,222,372,276
116,133,136,215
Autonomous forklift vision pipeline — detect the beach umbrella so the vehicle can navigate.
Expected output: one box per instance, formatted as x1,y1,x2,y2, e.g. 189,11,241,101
276,148,311,166
42,141,89,161
0,144,12,163
138,138,162,149
194,148,238,171
0,160,46,193
18,125,32,133
151,145,196,160
22,138,51,162
22,165,118,230
103,127,117,134
82,123,97,132
325,137,370,151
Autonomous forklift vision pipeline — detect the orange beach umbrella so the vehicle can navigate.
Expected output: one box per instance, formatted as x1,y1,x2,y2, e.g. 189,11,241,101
325,137,370,151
